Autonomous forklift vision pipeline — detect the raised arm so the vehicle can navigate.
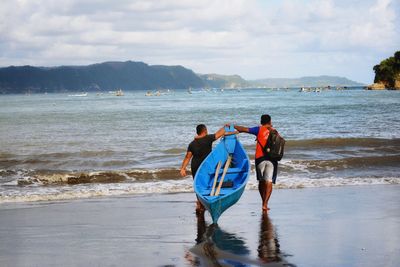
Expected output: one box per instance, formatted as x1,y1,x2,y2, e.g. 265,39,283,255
180,151,193,177
234,125,250,133
224,130,239,136
214,127,226,139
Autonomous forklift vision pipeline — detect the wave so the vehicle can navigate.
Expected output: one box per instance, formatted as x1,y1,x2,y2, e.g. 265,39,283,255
0,150,118,160
160,138,400,159
162,148,187,154
2,152,400,186
286,138,400,149
2,168,183,186
239,137,400,151
1,138,399,171
1,176,399,204
281,155,400,172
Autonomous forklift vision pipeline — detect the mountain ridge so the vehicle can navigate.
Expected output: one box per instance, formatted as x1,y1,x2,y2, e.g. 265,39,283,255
251,75,364,88
0,61,364,94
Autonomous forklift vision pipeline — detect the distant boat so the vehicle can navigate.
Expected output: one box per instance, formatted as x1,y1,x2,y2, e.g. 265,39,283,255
145,89,172,96
115,89,124,96
68,93,88,97
194,125,250,224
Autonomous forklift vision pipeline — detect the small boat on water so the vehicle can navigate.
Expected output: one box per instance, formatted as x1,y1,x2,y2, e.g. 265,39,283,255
194,125,250,224
68,93,88,97
115,89,124,96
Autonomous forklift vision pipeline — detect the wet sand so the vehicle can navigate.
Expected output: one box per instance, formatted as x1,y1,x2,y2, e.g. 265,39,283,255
0,185,399,267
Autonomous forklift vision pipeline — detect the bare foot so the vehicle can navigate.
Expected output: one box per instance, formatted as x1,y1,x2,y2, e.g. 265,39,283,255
262,206,270,213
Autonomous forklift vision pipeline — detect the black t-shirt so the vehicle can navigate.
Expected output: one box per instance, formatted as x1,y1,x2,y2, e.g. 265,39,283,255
187,134,216,178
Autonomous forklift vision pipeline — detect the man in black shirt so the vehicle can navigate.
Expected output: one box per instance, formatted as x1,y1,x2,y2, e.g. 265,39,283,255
180,124,226,212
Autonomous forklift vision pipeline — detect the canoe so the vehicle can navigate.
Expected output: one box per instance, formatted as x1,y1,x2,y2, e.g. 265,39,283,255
194,125,250,224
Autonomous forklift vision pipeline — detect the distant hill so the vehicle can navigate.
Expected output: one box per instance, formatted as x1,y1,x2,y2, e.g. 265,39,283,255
251,75,364,88
0,61,205,94
0,61,365,94
200,74,250,88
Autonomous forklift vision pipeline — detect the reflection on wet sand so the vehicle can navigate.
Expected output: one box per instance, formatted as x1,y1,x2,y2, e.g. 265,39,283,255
189,212,255,266
187,213,267,266
258,214,295,267
258,214,282,263
187,213,295,267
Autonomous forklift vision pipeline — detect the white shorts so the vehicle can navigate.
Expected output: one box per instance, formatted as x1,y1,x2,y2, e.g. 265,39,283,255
256,160,274,182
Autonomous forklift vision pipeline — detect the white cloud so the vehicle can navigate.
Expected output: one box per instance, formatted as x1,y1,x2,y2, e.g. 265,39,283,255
0,0,399,83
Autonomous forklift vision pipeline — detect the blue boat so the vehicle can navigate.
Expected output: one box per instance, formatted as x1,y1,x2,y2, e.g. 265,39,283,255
194,125,250,224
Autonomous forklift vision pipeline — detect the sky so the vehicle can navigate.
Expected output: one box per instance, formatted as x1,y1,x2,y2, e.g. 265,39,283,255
0,0,399,84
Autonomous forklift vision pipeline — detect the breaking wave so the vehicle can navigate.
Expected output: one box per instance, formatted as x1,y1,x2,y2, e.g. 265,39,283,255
1,137,399,203
1,175,399,204
280,155,400,172
286,137,400,149
1,168,183,186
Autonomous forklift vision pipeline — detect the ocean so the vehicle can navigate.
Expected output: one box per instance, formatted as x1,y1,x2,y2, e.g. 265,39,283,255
0,88,399,203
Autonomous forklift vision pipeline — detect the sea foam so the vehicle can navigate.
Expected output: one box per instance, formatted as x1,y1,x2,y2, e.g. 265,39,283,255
1,175,399,204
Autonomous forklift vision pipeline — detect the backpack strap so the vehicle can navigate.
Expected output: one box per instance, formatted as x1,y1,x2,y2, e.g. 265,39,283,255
255,126,273,150
256,137,266,151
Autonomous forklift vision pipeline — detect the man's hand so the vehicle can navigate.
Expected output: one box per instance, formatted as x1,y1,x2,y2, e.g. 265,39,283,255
180,151,192,177
180,168,187,177
233,125,250,133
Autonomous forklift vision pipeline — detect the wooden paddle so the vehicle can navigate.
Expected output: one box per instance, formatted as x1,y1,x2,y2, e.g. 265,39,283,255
210,161,222,196
215,155,232,196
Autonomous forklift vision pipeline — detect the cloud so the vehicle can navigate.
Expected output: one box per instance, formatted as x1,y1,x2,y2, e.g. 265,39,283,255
0,0,398,83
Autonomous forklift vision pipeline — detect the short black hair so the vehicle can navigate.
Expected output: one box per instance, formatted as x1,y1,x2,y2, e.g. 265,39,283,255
260,114,271,125
196,124,207,135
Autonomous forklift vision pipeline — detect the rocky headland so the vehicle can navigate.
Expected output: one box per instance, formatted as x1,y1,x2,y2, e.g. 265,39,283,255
369,51,400,90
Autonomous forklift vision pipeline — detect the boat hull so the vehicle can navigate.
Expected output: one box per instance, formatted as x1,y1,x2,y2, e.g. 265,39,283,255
204,185,246,223
194,127,250,224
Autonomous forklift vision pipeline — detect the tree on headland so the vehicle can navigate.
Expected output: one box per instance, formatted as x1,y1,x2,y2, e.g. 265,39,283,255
372,51,400,89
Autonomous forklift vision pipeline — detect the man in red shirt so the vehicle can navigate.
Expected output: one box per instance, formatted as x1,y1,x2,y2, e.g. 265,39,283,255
234,114,278,213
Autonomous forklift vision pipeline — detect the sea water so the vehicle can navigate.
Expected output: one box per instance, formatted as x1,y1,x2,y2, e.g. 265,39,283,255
0,88,399,203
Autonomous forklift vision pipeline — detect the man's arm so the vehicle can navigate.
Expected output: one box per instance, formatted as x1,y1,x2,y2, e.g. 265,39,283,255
180,151,193,177
234,125,250,133
215,126,240,139
224,130,239,136
214,127,226,139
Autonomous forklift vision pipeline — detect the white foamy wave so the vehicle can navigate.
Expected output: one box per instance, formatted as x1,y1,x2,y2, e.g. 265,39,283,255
0,178,194,204
1,176,400,204
246,176,400,190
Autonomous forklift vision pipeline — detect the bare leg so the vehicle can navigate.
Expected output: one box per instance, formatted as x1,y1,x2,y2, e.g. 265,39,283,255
196,197,205,214
265,181,273,212
259,181,268,212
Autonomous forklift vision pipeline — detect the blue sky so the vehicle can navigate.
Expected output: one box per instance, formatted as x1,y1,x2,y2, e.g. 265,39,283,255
0,0,399,83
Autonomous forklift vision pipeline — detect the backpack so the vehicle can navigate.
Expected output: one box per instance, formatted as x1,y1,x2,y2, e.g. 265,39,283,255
257,128,285,161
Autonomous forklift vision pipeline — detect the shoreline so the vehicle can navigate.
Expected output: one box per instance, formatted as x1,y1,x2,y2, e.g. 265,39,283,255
1,177,400,204
1,184,399,266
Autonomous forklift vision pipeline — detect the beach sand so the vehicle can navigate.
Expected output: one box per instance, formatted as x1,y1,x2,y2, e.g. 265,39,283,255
0,185,399,267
